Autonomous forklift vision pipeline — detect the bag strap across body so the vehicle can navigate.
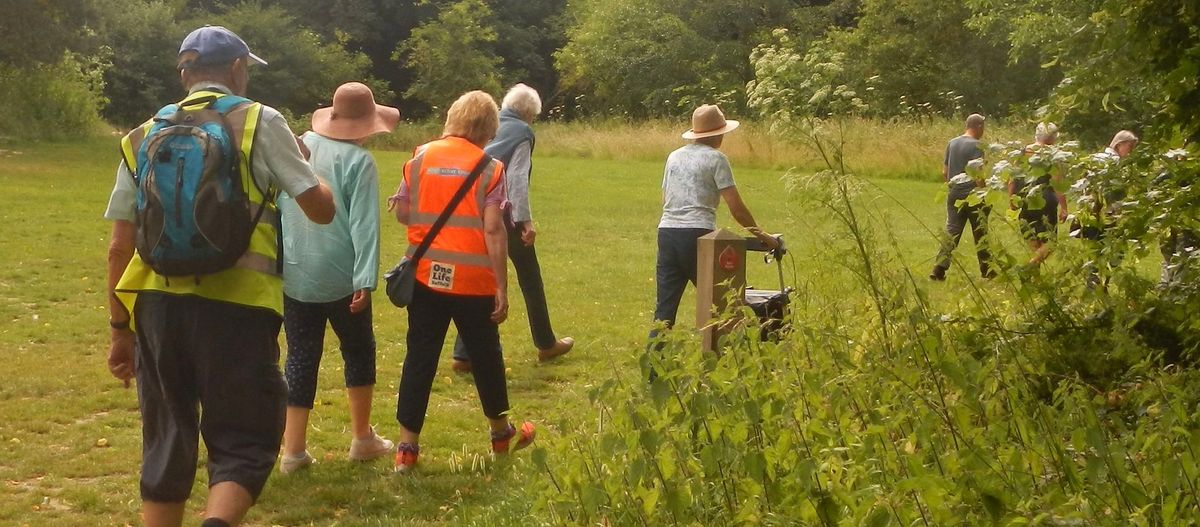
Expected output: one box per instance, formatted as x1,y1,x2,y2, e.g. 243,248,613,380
409,153,494,264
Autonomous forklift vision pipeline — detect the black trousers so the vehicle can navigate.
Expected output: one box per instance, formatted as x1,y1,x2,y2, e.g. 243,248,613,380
934,195,992,276
133,293,286,503
397,283,509,434
453,222,558,360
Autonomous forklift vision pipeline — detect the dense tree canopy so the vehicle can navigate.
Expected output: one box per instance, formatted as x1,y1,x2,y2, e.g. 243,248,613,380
0,0,1195,136
397,0,503,112
0,0,89,68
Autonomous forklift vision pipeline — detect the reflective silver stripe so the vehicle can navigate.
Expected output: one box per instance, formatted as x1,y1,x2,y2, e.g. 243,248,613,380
408,151,425,200
249,203,279,229
408,212,483,229
426,167,469,176
236,252,280,275
405,247,493,267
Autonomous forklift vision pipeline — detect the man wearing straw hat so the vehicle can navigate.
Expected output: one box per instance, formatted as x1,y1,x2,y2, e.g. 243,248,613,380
278,82,400,474
649,104,780,353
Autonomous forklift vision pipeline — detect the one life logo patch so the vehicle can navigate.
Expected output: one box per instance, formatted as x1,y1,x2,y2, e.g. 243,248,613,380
428,262,455,290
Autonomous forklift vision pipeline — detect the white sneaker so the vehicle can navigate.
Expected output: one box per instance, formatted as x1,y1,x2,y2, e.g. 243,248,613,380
279,451,314,474
349,428,395,461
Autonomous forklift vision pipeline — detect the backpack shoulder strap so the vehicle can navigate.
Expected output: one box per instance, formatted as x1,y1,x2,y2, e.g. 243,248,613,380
210,94,253,114
119,118,157,175
120,102,177,180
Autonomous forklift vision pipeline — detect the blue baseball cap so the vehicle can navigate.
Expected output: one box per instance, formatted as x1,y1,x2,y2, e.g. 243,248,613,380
178,26,267,68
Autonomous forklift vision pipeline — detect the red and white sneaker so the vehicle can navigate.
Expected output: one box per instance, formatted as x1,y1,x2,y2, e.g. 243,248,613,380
491,421,536,455
394,442,419,473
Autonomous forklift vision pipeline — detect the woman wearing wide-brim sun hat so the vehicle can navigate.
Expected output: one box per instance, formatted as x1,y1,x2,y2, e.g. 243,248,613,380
277,81,400,474
646,104,780,374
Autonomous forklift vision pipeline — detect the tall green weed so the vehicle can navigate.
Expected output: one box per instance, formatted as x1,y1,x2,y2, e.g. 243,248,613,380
526,166,1200,525
523,63,1200,524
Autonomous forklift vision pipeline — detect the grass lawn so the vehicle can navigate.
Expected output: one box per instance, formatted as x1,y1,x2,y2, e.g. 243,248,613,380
0,136,1070,525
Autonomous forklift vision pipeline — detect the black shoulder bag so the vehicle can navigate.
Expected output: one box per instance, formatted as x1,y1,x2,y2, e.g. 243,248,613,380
384,154,494,307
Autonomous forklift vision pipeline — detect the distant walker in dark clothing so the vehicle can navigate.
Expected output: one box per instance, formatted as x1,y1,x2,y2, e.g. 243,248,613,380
451,84,574,373
930,113,993,281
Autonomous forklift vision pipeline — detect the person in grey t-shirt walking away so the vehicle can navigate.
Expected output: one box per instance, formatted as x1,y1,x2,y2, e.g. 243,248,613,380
930,113,994,281
649,104,779,354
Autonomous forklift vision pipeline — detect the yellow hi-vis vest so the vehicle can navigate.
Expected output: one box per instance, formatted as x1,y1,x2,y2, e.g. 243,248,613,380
114,90,283,327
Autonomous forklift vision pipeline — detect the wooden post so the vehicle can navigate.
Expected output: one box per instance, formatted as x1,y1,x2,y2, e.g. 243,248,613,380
696,228,746,352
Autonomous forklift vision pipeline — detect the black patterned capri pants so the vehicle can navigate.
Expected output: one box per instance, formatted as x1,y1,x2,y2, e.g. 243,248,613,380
283,294,377,409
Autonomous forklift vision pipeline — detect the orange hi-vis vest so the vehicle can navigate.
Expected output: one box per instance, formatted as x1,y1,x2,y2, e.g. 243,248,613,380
404,136,505,296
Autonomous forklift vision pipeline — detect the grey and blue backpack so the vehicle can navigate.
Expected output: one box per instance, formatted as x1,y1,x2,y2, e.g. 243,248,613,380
132,93,265,276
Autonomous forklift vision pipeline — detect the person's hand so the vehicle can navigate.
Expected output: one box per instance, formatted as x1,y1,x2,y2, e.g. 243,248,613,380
1058,207,1069,224
759,233,781,250
748,227,780,250
350,289,371,314
108,328,135,388
520,222,537,246
491,290,508,324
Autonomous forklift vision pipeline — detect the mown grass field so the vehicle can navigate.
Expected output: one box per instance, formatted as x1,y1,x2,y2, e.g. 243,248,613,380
0,132,1083,526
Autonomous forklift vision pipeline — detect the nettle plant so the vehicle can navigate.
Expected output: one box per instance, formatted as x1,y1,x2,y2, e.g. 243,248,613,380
525,28,1200,526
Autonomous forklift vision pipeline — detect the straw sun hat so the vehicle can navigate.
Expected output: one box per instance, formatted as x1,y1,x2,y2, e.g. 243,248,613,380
311,82,400,140
681,104,740,140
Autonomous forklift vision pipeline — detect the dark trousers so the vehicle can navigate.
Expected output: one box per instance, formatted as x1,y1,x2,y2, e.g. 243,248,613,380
1161,228,1198,286
283,294,377,409
397,283,509,434
133,293,286,503
649,228,710,340
453,222,557,360
934,196,992,276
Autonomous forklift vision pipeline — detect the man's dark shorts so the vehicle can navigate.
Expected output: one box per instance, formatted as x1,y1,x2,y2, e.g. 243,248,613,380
133,293,286,503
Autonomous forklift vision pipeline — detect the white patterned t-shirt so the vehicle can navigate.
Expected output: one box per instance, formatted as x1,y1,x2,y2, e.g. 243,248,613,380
658,143,736,229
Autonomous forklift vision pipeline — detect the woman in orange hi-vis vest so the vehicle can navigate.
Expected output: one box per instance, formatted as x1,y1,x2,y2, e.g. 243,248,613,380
386,91,535,472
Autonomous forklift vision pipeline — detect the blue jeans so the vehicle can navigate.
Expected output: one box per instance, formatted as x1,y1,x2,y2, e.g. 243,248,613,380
649,228,711,341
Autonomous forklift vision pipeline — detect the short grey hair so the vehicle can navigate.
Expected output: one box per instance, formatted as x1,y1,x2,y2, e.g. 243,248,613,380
501,83,542,122
1110,130,1139,150
965,113,986,130
1035,122,1059,143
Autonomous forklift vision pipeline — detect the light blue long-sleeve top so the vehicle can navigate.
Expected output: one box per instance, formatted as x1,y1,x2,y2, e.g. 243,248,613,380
279,131,380,303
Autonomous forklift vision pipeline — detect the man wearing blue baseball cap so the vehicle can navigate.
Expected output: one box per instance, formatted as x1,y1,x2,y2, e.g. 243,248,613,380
103,25,336,527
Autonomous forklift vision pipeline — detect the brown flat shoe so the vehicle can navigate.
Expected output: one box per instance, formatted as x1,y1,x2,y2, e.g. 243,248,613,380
537,337,574,362
451,359,472,374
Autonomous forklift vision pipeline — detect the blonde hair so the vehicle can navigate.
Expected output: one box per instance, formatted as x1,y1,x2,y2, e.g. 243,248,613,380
1034,122,1059,144
501,83,542,122
443,91,499,147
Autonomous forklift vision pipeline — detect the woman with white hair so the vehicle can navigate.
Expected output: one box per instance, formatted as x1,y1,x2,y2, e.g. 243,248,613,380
450,83,574,373
1009,122,1067,266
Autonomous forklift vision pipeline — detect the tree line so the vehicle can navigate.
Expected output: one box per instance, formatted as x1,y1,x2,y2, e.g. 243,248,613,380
0,0,1196,148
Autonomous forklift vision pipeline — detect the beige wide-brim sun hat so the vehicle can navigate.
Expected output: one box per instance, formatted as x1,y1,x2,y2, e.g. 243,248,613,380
312,82,400,141
681,104,740,139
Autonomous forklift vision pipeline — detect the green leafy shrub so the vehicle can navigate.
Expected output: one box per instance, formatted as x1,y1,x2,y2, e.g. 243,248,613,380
0,52,107,141
527,28,1200,522
528,165,1200,524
